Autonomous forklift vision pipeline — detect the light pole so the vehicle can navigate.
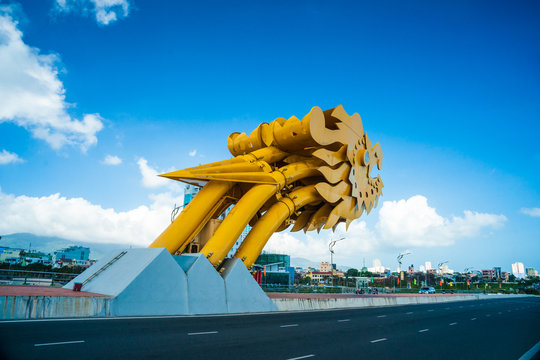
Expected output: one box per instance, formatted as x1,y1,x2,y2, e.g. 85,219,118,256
396,250,411,289
328,237,345,286
438,261,448,291
328,237,345,270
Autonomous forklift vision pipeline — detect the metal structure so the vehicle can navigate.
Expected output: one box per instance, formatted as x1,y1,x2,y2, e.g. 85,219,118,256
329,237,345,270
149,105,383,270
397,250,411,272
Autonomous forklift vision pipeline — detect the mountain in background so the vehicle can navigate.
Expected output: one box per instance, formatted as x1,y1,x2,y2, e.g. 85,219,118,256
0,233,137,260
0,233,351,270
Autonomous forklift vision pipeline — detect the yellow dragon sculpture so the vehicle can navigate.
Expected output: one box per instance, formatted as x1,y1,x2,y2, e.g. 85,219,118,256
149,105,383,270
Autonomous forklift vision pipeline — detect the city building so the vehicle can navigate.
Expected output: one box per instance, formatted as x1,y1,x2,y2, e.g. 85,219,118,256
255,253,294,286
310,271,332,284
320,261,332,272
183,184,200,207
494,267,502,279
419,265,426,273
512,262,526,279
53,246,90,263
526,267,538,278
425,261,432,271
408,264,414,274
368,259,385,274
0,249,21,264
482,269,495,280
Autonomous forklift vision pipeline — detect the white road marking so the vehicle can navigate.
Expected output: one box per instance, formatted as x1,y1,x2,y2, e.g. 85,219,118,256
338,319,350,322
34,340,85,347
459,306,463,308
486,314,491,317
370,338,387,343
406,312,413,315
444,307,451,310
188,331,218,336
418,329,429,333
377,315,387,318
520,339,540,360
286,355,315,360
427,309,434,312
471,318,477,321
280,324,299,328
498,312,502,315
449,322,458,326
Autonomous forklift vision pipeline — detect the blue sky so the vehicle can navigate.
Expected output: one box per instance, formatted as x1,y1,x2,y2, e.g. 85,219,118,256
0,0,538,272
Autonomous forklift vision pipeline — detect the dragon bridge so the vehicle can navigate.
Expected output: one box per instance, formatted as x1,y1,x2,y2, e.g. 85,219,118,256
148,105,383,270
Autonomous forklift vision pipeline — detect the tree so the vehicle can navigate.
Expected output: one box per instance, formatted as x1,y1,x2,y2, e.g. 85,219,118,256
347,268,359,277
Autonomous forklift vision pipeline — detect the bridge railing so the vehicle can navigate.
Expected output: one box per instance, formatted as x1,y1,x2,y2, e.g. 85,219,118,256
0,269,78,287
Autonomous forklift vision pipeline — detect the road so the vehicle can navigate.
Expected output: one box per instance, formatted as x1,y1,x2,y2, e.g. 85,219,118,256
1,296,539,360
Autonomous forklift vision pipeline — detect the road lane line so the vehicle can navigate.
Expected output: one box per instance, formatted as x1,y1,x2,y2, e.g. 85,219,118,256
459,306,463,308
418,329,429,333
286,355,315,360
427,309,434,312
34,340,85,347
471,318,477,321
377,315,387,318
188,331,218,336
498,312,502,315
519,339,540,360
406,312,413,315
449,322,457,326
444,307,451,310
338,319,350,322
280,324,299,328
370,338,387,343
486,314,491,317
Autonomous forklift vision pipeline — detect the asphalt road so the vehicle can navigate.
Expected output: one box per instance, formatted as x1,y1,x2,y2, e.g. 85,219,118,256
1,296,539,360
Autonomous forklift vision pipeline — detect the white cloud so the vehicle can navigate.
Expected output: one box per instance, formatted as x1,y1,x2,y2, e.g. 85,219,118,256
0,8,104,151
263,195,506,263
189,149,197,157
521,207,540,218
0,188,182,247
0,149,24,165
55,0,130,25
377,196,506,247
136,157,182,192
102,154,122,165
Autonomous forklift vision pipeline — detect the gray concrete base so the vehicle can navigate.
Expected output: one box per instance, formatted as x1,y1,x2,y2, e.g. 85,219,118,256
174,253,227,315
59,248,276,317
221,258,278,313
1,295,112,319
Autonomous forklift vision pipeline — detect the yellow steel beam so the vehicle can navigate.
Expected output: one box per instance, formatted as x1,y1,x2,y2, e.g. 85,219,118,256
148,180,233,254
234,185,322,270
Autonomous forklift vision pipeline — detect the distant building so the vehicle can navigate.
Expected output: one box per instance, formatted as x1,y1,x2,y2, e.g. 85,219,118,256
425,261,432,271
320,261,332,272
0,249,21,264
53,246,90,263
493,267,502,279
255,253,294,286
183,184,200,207
501,272,509,282
368,259,385,274
482,269,495,280
526,267,538,278
408,264,414,274
512,262,526,279
419,265,425,273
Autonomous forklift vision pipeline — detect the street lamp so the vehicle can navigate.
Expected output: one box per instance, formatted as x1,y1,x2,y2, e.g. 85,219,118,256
397,250,411,273
396,250,411,290
328,237,345,270
328,237,345,287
